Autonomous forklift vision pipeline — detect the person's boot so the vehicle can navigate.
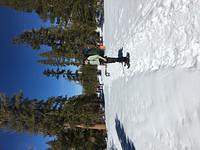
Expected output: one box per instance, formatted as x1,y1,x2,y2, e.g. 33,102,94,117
125,53,130,68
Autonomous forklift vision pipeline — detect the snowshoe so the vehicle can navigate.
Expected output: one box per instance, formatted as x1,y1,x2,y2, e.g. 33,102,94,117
125,52,130,69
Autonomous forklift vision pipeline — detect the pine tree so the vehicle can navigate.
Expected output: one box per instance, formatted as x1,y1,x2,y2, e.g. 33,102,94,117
0,89,106,149
43,68,65,79
43,68,81,82
0,92,105,133
0,0,98,28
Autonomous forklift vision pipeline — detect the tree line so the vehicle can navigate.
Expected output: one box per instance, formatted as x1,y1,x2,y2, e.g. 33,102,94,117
0,0,105,148
0,0,103,93
0,92,106,149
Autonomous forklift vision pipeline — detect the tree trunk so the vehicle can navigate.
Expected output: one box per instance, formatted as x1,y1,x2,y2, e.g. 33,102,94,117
75,123,106,130
64,123,106,130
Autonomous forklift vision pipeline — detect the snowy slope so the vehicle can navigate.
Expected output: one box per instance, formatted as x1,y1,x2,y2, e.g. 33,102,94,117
103,0,200,149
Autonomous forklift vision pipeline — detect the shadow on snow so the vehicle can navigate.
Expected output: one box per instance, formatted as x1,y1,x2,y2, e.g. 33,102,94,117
115,116,136,150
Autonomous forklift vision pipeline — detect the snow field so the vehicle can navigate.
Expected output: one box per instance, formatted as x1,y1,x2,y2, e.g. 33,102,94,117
105,0,200,80
103,0,200,149
104,70,200,150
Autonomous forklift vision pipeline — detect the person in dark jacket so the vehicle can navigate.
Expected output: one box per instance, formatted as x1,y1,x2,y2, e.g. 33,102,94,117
83,47,105,57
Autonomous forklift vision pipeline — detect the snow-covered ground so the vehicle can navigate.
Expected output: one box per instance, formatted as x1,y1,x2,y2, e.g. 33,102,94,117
102,0,200,149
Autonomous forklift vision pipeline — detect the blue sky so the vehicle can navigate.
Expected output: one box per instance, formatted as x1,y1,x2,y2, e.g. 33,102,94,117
0,130,54,150
0,6,82,149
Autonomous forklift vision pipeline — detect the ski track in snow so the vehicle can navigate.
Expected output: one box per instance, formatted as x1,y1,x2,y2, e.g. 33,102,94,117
103,0,200,150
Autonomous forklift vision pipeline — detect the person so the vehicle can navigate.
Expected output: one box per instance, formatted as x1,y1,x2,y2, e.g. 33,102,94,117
84,53,130,68
82,47,104,57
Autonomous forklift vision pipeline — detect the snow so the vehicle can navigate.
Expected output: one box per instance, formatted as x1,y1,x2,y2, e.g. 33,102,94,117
102,0,200,149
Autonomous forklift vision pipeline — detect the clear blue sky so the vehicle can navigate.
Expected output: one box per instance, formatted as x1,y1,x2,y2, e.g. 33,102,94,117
0,6,82,150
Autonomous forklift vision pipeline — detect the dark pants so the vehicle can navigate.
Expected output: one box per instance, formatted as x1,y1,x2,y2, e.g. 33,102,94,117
99,57,127,65
106,57,127,63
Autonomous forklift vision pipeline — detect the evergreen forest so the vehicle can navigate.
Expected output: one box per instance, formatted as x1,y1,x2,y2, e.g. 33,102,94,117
0,0,106,149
